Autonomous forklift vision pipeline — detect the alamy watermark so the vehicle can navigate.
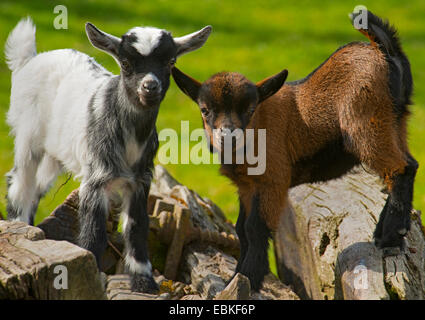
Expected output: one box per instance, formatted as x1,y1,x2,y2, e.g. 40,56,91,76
53,265,68,290
353,261,368,290
53,5,68,29
351,5,368,30
158,121,267,175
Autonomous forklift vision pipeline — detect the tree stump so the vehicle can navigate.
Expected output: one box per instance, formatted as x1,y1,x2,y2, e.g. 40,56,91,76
0,221,105,300
274,167,425,300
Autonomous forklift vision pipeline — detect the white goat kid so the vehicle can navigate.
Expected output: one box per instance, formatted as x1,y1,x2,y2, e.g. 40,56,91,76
5,17,211,293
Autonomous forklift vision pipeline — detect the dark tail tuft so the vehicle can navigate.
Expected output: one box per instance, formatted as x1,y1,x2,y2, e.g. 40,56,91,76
350,9,413,114
350,10,403,57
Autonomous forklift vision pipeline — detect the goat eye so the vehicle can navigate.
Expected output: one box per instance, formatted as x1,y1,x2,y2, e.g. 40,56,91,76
168,58,176,68
248,106,256,115
200,107,209,116
121,60,131,72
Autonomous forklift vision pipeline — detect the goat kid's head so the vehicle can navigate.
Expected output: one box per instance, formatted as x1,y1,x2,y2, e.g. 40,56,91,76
85,23,212,108
172,68,288,152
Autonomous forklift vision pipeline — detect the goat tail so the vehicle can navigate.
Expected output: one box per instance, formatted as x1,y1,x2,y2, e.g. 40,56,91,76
5,17,37,72
350,9,404,58
350,9,413,109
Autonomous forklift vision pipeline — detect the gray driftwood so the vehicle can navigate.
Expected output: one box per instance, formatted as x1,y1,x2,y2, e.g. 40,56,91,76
275,167,425,300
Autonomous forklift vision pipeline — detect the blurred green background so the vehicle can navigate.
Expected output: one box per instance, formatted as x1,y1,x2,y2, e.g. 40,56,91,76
0,1,424,273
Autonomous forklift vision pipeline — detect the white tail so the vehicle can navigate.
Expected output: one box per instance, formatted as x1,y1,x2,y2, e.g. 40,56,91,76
5,17,37,72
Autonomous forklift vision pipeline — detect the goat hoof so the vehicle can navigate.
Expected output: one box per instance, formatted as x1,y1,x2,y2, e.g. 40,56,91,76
378,235,405,257
376,223,406,249
131,274,159,294
382,246,402,257
398,228,408,236
374,237,382,247
374,232,406,257
239,270,264,292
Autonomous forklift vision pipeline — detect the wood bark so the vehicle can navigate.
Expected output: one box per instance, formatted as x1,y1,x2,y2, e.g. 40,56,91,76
180,244,299,300
275,167,425,300
0,221,105,300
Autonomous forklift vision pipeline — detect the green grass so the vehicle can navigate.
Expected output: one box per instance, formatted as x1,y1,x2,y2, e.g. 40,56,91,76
0,1,424,276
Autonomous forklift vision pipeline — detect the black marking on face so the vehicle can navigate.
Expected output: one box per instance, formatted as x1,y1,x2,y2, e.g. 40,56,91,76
117,31,177,108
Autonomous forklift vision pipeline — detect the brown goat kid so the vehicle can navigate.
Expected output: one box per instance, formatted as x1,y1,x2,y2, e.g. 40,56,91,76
172,11,418,291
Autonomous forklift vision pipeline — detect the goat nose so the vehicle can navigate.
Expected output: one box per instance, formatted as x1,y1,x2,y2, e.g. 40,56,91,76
142,80,159,93
220,128,233,138
221,129,230,137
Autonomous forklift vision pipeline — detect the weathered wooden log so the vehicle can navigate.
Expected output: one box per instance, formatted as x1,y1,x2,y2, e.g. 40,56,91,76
105,274,174,300
36,189,124,274
30,165,299,299
105,273,191,300
152,165,237,236
37,189,80,244
179,244,299,300
0,221,105,300
215,273,251,300
275,167,425,300
180,245,233,299
152,165,298,299
37,165,239,278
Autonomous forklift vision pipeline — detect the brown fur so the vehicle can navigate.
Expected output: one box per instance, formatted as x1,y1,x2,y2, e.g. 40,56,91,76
215,42,409,230
171,10,416,291
358,29,378,47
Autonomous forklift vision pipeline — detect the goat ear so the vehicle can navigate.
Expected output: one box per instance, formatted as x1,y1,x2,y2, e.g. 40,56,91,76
171,67,202,102
174,26,212,57
256,69,288,103
85,23,121,58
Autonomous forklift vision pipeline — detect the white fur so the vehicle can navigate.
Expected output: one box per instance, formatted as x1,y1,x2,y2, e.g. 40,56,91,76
5,18,115,221
5,17,37,72
5,18,211,225
125,254,152,275
126,136,147,167
7,161,38,223
121,212,129,232
8,49,108,178
127,27,164,56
